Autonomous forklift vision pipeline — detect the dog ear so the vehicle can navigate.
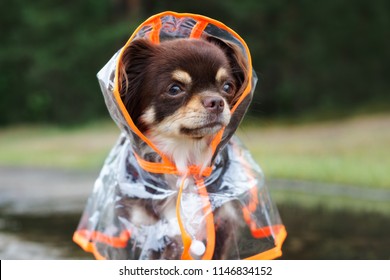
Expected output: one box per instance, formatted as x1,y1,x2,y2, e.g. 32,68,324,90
119,39,156,124
205,36,249,106
119,38,155,97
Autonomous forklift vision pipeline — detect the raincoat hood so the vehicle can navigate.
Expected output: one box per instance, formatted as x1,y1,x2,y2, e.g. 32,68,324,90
73,11,286,260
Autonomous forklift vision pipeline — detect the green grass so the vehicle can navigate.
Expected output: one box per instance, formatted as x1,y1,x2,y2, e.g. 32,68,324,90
0,121,119,170
270,189,390,214
1,114,389,189
238,114,390,189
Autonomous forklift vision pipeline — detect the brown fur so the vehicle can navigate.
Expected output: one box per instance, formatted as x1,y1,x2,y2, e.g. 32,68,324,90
118,37,248,133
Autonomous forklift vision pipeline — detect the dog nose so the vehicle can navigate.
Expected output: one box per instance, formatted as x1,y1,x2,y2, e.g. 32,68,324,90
202,96,225,114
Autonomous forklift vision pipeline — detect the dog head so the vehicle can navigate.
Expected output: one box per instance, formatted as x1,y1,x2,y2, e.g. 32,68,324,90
119,37,248,169
119,37,248,137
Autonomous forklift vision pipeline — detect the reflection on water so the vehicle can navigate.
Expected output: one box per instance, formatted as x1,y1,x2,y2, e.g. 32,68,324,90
0,213,92,259
1,205,388,260
279,205,390,259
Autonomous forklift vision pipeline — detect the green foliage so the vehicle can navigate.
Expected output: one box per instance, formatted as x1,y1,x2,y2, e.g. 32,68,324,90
1,0,389,125
0,0,137,125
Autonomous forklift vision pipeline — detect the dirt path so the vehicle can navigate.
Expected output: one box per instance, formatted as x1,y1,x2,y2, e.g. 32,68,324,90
0,167,96,214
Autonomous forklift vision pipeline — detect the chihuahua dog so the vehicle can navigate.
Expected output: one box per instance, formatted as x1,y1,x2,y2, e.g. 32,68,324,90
117,36,248,259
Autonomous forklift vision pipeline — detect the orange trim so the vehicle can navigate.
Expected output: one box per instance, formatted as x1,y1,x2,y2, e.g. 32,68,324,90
73,231,106,260
195,178,216,260
189,166,212,177
134,152,212,176
249,224,285,239
176,177,194,260
176,177,216,260
190,20,208,39
231,82,252,114
73,229,130,248
150,17,161,44
74,225,286,260
245,247,282,260
134,152,178,174
230,140,287,258
244,226,287,260
73,230,132,260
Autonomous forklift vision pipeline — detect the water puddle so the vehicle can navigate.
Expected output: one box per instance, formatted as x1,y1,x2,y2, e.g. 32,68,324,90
278,204,390,259
0,167,389,259
0,213,92,259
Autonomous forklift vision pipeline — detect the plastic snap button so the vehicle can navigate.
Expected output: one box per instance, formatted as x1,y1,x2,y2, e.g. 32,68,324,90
190,240,206,259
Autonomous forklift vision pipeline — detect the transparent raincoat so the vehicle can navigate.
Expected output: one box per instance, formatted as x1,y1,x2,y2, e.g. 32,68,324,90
73,11,286,260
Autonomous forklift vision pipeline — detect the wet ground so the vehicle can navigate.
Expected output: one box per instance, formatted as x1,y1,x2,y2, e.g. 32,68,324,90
0,167,94,259
1,167,389,259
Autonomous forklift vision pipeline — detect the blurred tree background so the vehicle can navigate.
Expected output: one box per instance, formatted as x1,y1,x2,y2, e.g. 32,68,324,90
1,0,389,125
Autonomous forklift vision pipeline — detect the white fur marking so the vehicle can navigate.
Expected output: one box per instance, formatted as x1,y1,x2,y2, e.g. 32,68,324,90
172,70,192,85
216,67,228,82
140,107,156,125
153,134,213,174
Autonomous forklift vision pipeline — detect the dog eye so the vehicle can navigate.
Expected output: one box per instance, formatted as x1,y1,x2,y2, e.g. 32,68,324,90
167,84,183,96
222,81,234,94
